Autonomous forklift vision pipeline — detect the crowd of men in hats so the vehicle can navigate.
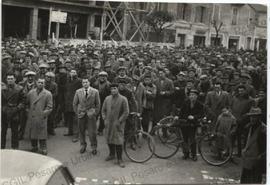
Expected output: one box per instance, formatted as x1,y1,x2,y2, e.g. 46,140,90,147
1,37,266,182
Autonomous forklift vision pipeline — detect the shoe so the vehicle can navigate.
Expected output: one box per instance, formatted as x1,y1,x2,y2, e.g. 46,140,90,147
80,146,86,154
41,149,48,155
64,133,73,136
72,138,78,143
118,160,125,168
191,155,197,161
30,148,38,153
182,155,189,160
97,132,103,136
105,155,115,161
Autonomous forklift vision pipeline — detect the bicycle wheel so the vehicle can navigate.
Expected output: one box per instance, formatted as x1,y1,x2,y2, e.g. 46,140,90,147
151,125,180,159
124,130,155,163
198,132,233,166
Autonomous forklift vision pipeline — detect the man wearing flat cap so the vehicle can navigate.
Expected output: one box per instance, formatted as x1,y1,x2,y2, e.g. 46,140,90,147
92,71,111,136
176,89,204,161
240,73,256,98
102,83,129,168
37,63,49,79
114,66,132,89
18,71,37,139
240,107,266,184
104,62,116,83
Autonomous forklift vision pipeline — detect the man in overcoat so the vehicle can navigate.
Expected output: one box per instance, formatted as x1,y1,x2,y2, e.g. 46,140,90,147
24,78,53,155
240,107,266,184
102,83,129,168
73,78,100,154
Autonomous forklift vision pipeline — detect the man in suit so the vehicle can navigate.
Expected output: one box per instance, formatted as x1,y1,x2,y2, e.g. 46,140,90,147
2,73,25,149
73,78,100,154
153,68,174,126
176,89,204,161
205,81,230,124
240,107,266,184
24,78,53,155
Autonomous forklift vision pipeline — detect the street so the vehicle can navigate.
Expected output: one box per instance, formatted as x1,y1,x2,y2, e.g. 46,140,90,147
4,127,241,184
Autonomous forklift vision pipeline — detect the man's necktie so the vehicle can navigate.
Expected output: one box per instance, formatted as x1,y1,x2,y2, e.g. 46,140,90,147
85,89,88,98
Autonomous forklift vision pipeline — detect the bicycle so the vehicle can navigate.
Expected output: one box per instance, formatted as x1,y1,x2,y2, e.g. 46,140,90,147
124,112,155,163
150,116,233,166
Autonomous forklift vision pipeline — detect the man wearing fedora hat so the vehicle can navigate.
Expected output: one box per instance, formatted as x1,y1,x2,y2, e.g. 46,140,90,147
240,107,266,184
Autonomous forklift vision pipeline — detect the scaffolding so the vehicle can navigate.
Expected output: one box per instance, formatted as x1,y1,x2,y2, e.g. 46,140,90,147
102,2,155,42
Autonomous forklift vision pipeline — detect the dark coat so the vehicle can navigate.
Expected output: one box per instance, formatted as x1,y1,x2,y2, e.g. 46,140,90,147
119,88,138,113
2,84,25,121
242,122,266,173
205,90,230,121
153,77,174,122
64,76,82,112
180,99,204,126
92,80,111,105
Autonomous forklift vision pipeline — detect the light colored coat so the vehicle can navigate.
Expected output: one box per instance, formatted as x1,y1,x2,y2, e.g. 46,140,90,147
102,94,129,145
24,88,53,139
73,87,100,119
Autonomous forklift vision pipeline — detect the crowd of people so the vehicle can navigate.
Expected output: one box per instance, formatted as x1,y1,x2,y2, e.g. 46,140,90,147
1,37,267,182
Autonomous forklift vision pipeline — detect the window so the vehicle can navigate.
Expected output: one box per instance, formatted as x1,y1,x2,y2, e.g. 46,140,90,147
94,15,101,27
232,7,238,25
195,6,206,23
177,4,188,20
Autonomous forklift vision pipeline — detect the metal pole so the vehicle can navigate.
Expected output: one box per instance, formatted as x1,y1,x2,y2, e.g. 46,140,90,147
48,7,52,41
56,10,60,40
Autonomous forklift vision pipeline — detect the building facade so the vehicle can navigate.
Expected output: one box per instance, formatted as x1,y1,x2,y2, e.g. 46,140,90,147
2,1,267,50
167,3,267,50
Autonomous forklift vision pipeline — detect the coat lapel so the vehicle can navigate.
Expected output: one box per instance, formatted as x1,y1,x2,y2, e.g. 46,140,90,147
33,89,45,104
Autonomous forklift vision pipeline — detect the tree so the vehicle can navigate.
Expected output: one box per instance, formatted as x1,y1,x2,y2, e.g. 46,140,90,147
211,20,223,46
144,10,173,42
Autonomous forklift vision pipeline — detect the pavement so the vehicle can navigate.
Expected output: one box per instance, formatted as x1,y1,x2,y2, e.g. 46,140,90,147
3,127,242,184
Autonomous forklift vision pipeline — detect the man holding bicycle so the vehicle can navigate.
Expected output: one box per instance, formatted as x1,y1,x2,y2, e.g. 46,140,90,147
176,89,204,161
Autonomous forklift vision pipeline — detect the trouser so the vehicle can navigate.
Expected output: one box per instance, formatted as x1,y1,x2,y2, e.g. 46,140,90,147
47,110,55,133
1,115,19,149
78,115,97,150
64,112,78,136
98,112,105,133
141,108,152,132
19,110,27,138
108,144,123,160
181,126,197,157
124,115,134,140
31,139,47,150
240,167,263,184
98,102,105,133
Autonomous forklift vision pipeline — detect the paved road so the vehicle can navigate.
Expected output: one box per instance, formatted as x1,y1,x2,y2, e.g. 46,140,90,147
4,127,241,184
